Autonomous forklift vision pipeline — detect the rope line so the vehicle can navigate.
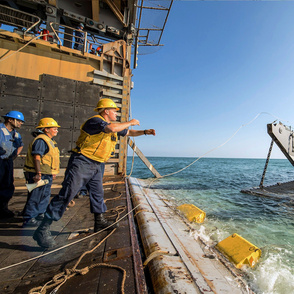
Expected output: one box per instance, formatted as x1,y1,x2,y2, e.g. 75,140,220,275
126,97,136,178
0,202,140,272
143,250,170,268
27,192,129,294
144,112,288,188
0,33,50,62
104,187,122,203
29,228,120,294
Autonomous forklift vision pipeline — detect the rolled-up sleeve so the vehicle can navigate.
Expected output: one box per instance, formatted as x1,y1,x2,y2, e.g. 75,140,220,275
83,117,109,135
31,139,48,156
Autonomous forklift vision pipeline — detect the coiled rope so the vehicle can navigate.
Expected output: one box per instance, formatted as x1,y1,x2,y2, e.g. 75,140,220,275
0,192,140,273
29,206,126,294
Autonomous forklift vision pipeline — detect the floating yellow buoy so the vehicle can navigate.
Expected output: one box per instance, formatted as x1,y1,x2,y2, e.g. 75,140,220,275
177,204,206,223
216,233,261,268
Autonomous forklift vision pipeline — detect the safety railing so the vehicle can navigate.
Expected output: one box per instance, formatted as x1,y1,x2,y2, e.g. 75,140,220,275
49,22,105,55
0,4,41,37
49,22,88,53
0,3,104,55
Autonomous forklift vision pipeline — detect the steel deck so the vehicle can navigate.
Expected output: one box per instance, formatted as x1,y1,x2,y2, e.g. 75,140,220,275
0,176,146,294
0,175,261,294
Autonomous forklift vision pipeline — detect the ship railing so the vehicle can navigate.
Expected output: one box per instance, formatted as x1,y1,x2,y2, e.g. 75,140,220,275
49,22,103,55
0,4,103,56
0,4,41,37
49,22,88,53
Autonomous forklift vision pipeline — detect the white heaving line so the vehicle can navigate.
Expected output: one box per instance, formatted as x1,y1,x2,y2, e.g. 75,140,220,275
128,138,161,178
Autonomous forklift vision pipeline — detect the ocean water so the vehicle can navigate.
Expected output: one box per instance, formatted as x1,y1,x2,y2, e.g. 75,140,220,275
126,157,294,294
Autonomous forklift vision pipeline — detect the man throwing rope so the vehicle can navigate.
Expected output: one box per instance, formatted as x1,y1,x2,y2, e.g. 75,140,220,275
33,98,155,248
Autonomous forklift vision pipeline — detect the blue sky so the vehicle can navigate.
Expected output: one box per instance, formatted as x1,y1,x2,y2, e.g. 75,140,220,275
130,1,294,159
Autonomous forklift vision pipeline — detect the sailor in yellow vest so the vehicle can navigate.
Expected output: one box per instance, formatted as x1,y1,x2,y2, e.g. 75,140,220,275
22,118,60,227
33,98,155,248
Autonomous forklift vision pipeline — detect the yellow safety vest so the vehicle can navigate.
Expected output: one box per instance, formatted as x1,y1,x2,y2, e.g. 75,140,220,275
24,134,60,175
73,115,117,163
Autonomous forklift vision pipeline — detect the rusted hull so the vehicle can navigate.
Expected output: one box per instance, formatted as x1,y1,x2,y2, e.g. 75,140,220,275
128,177,252,294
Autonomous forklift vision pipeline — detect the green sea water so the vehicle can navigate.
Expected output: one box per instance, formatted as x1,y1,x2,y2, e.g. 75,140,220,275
127,157,294,294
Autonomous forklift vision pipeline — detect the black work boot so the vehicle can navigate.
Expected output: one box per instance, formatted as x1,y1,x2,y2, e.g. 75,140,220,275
36,213,45,221
23,218,41,227
33,217,56,248
0,202,14,219
94,213,118,232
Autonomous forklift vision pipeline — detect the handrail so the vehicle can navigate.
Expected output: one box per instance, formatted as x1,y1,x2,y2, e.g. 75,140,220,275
49,22,62,45
0,4,90,53
49,22,89,53
0,4,104,56
135,0,173,47
0,4,41,37
49,22,103,55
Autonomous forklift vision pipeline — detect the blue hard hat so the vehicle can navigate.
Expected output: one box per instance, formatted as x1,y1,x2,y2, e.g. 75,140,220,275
3,111,25,122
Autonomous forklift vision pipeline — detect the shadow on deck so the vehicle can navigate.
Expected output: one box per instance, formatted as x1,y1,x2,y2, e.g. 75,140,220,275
0,176,146,294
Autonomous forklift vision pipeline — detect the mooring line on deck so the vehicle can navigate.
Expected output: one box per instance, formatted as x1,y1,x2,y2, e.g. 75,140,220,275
0,203,140,272
29,208,127,294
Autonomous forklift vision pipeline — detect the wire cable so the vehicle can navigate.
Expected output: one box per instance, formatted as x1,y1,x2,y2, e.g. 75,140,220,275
0,32,50,62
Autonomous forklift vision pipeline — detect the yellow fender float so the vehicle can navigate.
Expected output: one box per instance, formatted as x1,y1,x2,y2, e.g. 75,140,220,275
216,233,261,268
177,203,206,223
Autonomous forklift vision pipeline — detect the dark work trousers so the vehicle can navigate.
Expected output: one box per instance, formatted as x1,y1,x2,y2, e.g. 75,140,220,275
79,185,88,196
73,31,83,50
23,172,53,221
0,158,14,209
46,153,106,221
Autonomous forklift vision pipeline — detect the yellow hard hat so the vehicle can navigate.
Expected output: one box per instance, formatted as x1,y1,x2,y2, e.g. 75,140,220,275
94,98,119,111
36,118,60,129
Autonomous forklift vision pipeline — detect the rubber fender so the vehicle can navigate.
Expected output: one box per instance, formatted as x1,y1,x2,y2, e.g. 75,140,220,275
177,204,206,223
215,233,261,268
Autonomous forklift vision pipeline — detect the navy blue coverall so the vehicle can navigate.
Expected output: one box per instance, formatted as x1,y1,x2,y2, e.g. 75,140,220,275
45,117,127,221
0,122,23,212
73,28,84,50
23,139,53,221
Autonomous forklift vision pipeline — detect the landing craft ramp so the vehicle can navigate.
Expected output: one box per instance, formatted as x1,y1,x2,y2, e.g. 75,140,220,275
129,177,252,294
241,180,294,201
242,121,294,199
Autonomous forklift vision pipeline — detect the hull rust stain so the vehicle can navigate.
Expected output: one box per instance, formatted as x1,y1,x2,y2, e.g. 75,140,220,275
128,177,253,294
